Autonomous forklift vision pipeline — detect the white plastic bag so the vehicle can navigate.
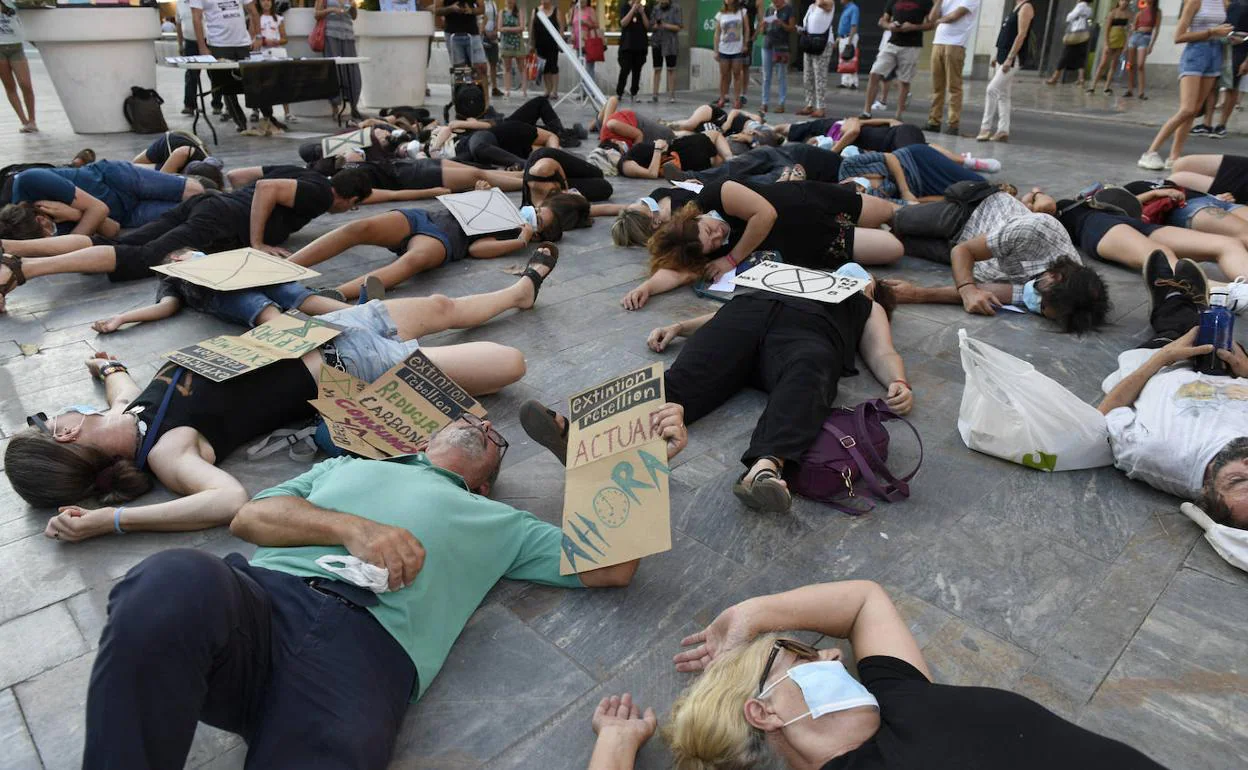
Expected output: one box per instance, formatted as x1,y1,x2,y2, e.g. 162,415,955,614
1181,502,1248,573
957,329,1114,471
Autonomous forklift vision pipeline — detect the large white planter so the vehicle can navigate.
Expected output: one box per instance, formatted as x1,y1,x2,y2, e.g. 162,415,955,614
20,7,160,134
355,10,434,108
284,6,332,117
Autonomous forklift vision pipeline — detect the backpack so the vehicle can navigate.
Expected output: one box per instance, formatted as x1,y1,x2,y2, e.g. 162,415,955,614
123,87,168,134
789,399,923,515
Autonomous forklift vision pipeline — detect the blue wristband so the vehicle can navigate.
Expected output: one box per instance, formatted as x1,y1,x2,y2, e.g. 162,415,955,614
113,506,126,535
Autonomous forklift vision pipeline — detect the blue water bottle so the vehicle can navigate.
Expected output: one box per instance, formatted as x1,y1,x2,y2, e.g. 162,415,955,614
1196,287,1235,376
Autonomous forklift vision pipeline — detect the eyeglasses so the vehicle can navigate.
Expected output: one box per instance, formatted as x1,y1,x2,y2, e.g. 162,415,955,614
758,638,821,695
460,412,508,460
25,412,50,435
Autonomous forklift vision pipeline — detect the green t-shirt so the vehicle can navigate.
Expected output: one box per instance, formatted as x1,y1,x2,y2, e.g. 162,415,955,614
250,454,584,701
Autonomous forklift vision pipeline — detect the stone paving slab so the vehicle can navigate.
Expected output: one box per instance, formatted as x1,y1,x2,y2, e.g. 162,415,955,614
0,56,1243,770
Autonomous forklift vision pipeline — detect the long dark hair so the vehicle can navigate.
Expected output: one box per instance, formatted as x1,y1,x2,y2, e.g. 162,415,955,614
4,431,152,508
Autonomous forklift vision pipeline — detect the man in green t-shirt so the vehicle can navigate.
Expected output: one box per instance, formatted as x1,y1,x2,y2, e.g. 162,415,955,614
79,406,688,770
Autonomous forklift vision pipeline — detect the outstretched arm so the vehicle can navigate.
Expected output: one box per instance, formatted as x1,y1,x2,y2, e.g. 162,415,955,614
363,186,452,203
92,296,182,333
621,268,698,310
857,303,912,414
1098,328,1211,414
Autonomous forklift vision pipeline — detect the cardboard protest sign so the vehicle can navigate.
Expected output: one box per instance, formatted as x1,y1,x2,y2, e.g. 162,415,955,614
311,350,487,458
165,312,341,382
437,188,525,235
734,261,870,305
559,364,672,575
150,248,320,291
321,127,371,158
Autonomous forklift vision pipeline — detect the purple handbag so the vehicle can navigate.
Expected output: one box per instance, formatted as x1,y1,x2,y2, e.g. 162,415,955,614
790,399,923,514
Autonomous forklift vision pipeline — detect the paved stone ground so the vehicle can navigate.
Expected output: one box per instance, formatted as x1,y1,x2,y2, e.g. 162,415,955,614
0,58,1246,770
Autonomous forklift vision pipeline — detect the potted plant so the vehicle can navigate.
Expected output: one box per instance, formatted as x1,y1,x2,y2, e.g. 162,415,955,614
353,0,434,107
18,0,162,133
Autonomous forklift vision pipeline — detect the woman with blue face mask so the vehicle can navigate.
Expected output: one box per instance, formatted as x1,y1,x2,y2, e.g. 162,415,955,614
586,580,1169,770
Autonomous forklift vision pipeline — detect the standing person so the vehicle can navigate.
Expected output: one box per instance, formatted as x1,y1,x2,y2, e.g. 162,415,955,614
258,0,295,124
436,0,490,110
925,0,980,134
317,0,363,120
499,0,527,97
482,0,503,97
837,0,860,89
616,0,649,101
1138,0,1231,170
976,0,1034,142
531,0,563,99
191,0,276,135
571,0,602,81
1088,0,1132,94
1046,0,1093,88
760,0,794,113
0,0,35,133
176,0,221,117
649,0,683,103
797,0,834,116
1125,0,1162,98
714,0,750,109
861,0,935,120
1197,0,1248,135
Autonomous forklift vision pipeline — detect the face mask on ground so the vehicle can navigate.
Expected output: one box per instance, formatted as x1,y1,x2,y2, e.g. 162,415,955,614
813,135,835,151
640,196,660,213
759,660,880,727
834,262,872,282
841,145,861,159
315,554,391,593
519,205,539,230
1022,279,1044,314
1182,502,1248,572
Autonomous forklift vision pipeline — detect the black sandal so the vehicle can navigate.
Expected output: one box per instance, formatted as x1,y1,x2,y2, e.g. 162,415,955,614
519,399,569,465
521,242,559,304
0,253,25,311
732,457,792,513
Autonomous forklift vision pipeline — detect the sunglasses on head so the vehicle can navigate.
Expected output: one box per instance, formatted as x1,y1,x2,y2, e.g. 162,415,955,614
759,638,821,695
25,412,50,435
460,412,508,460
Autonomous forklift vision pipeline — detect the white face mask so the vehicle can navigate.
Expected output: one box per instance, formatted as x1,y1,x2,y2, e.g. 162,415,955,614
704,210,726,223
758,660,880,727
1182,502,1248,572
813,135,835,151
639,196,660,213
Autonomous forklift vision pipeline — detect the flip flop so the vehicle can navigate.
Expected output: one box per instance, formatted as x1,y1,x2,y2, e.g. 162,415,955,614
732,461,792,513
0,253,25,312
519,399,568,465
521,242,559,304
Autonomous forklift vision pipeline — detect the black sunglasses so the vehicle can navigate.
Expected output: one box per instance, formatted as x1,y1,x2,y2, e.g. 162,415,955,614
758,638,821,695
25,412,50,435
460,412,508,460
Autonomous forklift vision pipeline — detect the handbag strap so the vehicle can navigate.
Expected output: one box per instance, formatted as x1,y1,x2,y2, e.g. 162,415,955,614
862,399,924,484
843,399,923,502
135,366,183,471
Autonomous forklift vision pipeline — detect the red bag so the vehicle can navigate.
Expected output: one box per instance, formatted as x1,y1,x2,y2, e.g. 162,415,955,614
525,52,541,81
1142,195,1183,224
584,34,605,63
836,53,858,75
309,17,326,53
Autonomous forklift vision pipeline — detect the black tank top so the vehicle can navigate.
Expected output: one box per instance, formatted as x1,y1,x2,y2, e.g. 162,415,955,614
996,1,1031,64
127,359,317,461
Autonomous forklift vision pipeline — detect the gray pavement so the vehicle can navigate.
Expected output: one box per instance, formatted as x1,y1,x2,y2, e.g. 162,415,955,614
0,58,1246,770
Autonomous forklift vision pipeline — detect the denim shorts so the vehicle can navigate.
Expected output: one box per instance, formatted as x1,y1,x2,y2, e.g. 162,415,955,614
448,33,487,66
201,282,315,327
1167,194,1245,228
1127,31,1152,49
318,300,420,383
1179,40,1223,78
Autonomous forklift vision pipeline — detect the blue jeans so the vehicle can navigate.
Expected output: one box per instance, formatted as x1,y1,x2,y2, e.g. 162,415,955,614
762,47,788,106
202,281,315,327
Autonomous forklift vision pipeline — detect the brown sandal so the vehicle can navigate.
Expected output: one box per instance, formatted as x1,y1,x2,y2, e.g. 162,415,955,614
0,253,25,311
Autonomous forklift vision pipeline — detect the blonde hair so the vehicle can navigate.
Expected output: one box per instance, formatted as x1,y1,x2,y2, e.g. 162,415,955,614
664,634,776,770
611,207,655,246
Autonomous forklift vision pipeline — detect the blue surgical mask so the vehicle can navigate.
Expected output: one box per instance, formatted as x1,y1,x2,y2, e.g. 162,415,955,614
813,135,835,151
1022,279,1044,314
841,145,861,159
849,177,872,191
758,660,880,727
60,405,106,417
834,262,872,282
519,205,539,230
704,210,726,223
640,196,660,213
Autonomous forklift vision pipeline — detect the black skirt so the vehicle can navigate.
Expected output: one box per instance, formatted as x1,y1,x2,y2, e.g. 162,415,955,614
1057,41,1089,71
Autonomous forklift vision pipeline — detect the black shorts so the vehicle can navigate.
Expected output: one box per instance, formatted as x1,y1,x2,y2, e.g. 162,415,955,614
652,47,677,68
885,124,928,151
1211,154,1248,203
1064,205,1160,255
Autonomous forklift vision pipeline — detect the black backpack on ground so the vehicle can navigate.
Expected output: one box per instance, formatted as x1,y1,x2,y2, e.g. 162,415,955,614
123,87,168,134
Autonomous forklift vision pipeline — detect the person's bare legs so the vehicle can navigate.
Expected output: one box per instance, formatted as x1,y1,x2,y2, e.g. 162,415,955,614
857,195,901,229
440,162,524,192
862,72,883,115
1171,154,1224,177
1,234,94,257
895,82,910,119
1150,225,1248,279
1189,205,1248,252
1096,223,1175,270
11,57,34,128
296,295,352,315
290,211,412,268
597,95,620,128
1168,170,1217,193
851,228,904,264
733,60,747,106
928,143,965,164
1146,76,1217,160
334,235,447,299
0,59,29,126
382,263,554,339
1217,88,1240,126
718,58,731,104
0,245,118,310
421,341,526,395
671,104,714,131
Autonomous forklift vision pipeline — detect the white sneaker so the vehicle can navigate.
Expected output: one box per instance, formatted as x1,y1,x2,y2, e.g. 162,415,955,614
871,100,887,112
1225,277,1248,313
1138,151,1165,170
962,153,1002,173
1164,157,1175,170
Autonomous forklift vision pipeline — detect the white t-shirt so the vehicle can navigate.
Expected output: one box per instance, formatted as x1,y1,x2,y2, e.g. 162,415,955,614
260,12,282,44
1101,348,1248,498
717,10,747,55
190,0,254,49
802,4,835,35
0,2,24,46
177,0,198,41
932,0,980,47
